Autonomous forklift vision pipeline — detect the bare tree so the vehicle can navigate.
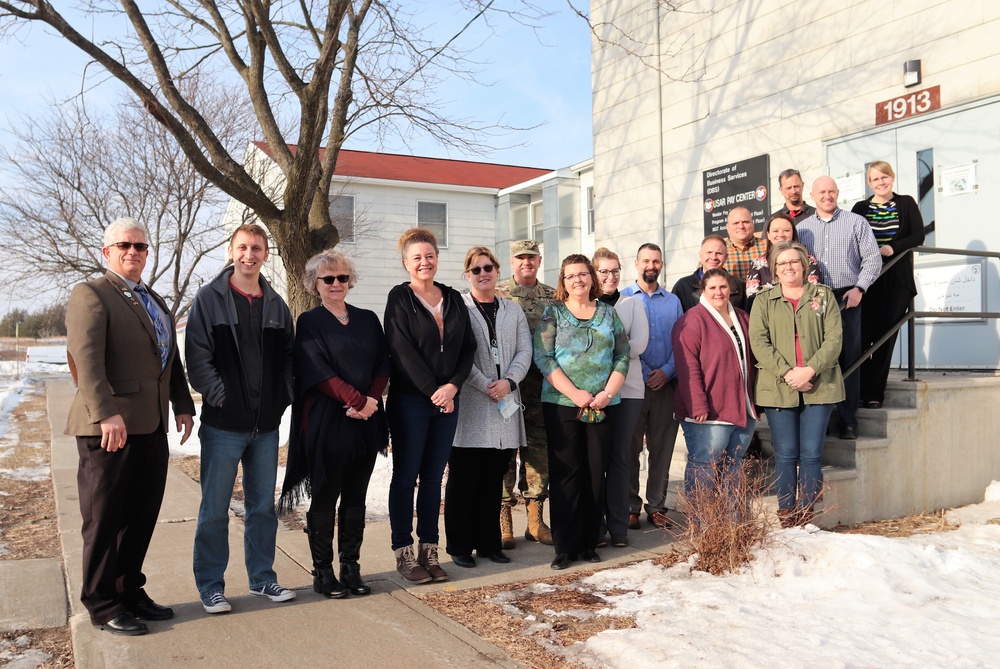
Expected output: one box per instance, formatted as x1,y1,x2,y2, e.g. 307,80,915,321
0,83,246,317
0,1,545,315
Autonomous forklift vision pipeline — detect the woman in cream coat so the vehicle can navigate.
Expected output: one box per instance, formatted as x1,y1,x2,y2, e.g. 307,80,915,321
444,246,532,568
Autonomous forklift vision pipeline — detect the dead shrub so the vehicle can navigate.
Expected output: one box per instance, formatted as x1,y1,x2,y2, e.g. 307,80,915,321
677,457,776,575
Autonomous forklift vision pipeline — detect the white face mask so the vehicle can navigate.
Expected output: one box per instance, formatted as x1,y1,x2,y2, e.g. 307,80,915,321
497,394,522,422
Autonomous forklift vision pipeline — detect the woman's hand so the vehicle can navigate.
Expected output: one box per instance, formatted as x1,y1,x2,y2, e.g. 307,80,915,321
569,388,594,408
693,412,708,424
589,390,612,410
485,379,510,403
431,383,458,407
783,366,816,391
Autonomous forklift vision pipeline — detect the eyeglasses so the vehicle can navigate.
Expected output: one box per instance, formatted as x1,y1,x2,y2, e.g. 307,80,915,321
564,272,591,283
469,264,495,275
110,241,149,252
774,259,802,269
596,268,621,277
318,275,350,284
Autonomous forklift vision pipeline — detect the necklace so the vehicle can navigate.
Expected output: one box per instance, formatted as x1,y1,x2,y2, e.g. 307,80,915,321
335,312,349,323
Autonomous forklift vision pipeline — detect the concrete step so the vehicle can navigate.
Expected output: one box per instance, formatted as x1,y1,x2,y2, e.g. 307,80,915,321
856,406,920,438
756,423,887,469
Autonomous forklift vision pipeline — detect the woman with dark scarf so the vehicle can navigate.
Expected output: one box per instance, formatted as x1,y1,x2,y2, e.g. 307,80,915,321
280,249,389,599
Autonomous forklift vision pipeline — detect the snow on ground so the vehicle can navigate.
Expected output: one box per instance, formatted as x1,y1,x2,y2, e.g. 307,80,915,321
548,484,1000,669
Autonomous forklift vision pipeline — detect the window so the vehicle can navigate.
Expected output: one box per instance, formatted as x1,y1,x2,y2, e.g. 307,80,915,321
417,201,448,246
531,200,544,241
329,195,355,244
587,186,595,235
916,148,935,246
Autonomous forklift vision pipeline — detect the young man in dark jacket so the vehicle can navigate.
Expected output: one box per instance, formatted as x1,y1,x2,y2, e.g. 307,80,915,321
185,223,295,614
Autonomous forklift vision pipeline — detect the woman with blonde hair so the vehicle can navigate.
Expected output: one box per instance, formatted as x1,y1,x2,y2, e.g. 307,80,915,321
384,228,476,583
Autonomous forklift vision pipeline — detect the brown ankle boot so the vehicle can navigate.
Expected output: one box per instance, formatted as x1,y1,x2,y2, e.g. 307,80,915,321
500,502,515,549
394,545,432,584
524,499,554,545
417,542,449,582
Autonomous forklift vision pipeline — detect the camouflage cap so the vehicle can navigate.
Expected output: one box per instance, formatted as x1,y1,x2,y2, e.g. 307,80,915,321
510,239,541,257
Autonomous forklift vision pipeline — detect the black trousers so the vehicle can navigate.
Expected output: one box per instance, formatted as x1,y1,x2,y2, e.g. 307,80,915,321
444,447,514,557
861,280,910,404
76,430,168,625
308,450,379,515
542,403,614,557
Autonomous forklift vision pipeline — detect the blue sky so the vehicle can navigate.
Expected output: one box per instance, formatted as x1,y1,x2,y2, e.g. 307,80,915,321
0,3,593,171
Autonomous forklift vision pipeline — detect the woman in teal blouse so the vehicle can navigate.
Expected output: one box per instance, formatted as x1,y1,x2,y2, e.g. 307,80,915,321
534,254,630,570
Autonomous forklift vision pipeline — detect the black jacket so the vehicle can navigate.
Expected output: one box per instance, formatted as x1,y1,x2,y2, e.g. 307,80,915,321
185,267,294,431
383,281,477,398
851,193,925,297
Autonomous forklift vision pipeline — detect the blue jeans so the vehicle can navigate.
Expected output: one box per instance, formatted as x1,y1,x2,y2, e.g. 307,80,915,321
193,425,279,597
387,392,459,550
681,418,756,496
765,404,834,511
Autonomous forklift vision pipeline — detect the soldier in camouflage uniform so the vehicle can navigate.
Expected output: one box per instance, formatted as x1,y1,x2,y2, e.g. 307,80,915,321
495,240,555,547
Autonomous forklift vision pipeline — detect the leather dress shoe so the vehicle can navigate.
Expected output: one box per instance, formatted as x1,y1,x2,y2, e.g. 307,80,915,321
452,554,476,568
839,425,858,440
550,553,571,570
627,513,641,530
478,551,510,564
581,549,602,563
648,511,672,529
126,593,174,621
100,613,149,636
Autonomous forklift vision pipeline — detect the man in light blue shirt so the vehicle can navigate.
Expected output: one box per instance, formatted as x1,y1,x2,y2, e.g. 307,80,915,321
621,243,684,529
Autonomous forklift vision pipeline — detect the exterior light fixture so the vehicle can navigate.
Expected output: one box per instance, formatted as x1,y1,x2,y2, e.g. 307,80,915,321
904,60,922,87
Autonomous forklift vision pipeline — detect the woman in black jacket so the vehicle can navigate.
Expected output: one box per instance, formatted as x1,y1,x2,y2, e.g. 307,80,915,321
851,161,925,408
384,228,476,584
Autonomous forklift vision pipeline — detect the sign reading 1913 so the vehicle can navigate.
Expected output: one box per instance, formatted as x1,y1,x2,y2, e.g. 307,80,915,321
875,85,941,125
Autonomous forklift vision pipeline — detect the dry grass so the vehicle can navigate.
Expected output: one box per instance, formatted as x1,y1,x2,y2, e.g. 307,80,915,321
676,458,776,576
0,392,61,561
0,382,74,668
0,628,74,668
831,509,959,538
420,550,688,669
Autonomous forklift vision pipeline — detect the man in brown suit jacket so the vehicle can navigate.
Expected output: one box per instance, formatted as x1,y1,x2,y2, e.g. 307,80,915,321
65,217,195,636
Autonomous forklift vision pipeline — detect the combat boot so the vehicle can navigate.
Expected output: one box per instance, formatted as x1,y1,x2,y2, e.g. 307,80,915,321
524,499,554,545
500,501,515,549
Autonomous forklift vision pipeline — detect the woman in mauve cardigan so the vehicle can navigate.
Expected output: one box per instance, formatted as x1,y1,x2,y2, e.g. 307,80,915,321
672,268,758,501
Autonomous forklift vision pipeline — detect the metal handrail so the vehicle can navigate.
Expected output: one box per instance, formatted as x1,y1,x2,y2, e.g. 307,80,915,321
842,245,1000,382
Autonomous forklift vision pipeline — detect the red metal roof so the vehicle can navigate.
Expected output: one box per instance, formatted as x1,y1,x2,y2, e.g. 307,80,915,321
252,142,551,189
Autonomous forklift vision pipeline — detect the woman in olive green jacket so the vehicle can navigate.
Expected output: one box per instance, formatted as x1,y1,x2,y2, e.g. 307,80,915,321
749,241,845,527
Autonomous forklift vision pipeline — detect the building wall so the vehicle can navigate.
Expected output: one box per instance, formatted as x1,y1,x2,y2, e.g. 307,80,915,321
223,148,499,320
591,0,1000,288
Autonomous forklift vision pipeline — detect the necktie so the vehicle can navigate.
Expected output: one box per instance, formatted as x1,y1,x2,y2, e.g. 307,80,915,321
135,285,169,370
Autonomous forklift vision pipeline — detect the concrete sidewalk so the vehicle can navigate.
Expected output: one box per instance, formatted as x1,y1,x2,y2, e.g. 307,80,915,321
46,379,678,668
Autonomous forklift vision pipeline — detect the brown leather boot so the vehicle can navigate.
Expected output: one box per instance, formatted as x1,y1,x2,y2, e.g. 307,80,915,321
500,502,515,550
524,499,554,545
394,545,432,584
417,542,449,582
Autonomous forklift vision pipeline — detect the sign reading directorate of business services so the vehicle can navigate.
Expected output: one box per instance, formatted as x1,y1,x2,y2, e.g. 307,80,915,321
702,154,771,237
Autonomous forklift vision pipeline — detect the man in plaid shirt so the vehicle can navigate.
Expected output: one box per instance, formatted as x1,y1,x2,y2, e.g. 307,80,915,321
724,206,766,280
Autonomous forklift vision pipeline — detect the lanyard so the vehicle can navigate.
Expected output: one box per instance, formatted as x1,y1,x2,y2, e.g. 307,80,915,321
474,299,502,380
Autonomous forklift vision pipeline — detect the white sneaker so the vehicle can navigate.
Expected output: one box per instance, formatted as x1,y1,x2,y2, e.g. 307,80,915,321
249,582,296,602
201,591,232,614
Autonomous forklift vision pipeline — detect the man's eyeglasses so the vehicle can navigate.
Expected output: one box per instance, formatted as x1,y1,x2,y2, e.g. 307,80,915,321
596,268,621,278
469,264,495,276
110,241,150,252
318,275,350,284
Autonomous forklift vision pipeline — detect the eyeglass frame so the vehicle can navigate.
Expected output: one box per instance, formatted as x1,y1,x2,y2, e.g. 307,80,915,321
317,274,351,284
109,241,150,252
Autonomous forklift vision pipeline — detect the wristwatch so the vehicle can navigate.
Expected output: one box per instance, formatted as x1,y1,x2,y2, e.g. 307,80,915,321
604,390,613,399
506,378,517,392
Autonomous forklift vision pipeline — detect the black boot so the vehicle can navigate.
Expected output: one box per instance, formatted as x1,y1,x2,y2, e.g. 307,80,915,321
306,512,347,599
338,506,371,596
